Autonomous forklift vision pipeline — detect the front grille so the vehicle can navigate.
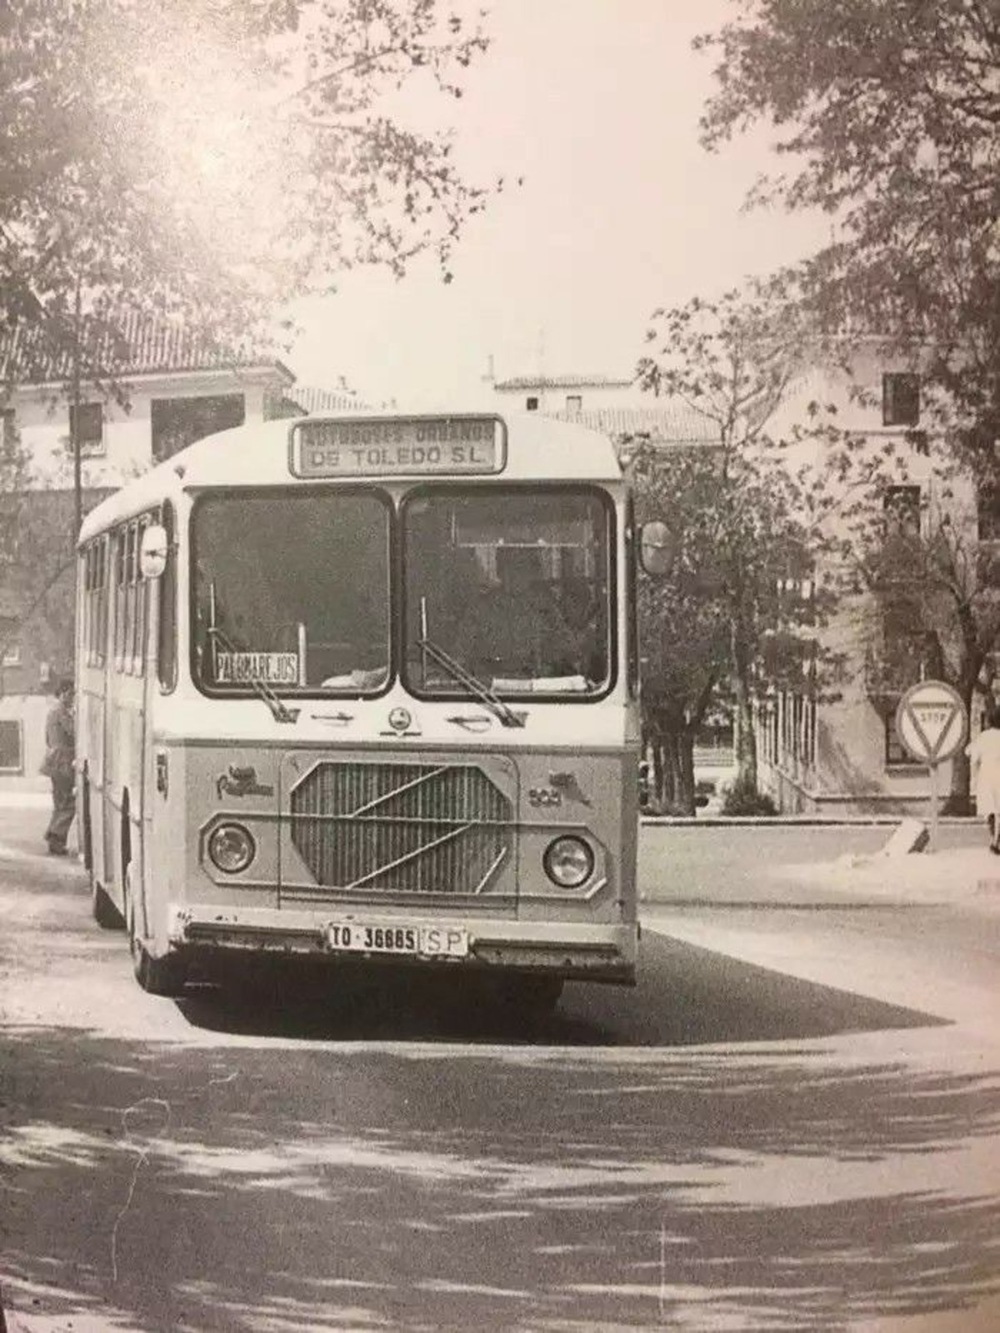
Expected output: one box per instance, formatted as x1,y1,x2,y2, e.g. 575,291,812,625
288,761,513,897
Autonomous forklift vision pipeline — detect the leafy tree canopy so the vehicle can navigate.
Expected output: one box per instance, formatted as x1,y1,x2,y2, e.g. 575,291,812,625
697,0,1000,433
696,2,1000,804
0,0,493,368
633,287,855,800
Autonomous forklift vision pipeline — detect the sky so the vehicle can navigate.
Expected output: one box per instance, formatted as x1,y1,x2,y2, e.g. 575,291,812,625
287,1,829,409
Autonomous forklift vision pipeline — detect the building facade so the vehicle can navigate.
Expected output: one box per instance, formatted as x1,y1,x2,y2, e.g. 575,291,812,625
746,345,984,815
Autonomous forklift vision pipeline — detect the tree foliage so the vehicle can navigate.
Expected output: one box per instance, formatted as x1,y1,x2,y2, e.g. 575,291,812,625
628,441,729,814
697,0,1000,804
0,0,495,687
632,286,848,811
0,0,493,371
698,0,1000,429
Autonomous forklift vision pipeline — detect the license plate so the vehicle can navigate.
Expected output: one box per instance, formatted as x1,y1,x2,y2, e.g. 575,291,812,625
326,921,469,958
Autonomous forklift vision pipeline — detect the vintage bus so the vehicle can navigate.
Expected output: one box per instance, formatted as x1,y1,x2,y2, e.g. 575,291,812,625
75,411,641,1011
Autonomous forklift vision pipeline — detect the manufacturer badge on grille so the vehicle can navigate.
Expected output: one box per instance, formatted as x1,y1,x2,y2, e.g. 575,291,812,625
388,707,413,732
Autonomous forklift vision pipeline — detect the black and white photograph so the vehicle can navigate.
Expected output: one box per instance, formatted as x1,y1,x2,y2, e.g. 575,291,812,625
0,2,999,1329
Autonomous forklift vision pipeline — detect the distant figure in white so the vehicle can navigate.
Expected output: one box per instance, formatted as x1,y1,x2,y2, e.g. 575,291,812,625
965,707,1000,854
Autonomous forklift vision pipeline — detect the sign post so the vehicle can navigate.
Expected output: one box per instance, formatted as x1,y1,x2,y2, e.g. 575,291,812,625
894,681,967,851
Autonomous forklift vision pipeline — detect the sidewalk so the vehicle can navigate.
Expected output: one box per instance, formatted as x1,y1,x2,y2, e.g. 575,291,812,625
0,784,50,809
768,840,1000,913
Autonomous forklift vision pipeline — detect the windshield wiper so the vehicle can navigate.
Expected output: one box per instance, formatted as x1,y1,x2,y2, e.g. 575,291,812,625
417,636,524,728
207,626,300,724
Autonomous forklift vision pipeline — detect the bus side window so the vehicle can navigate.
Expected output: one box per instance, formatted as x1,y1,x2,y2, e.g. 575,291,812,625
82,545,94,666
97,537,108,667
626,496,639,697
133,515,148,675
125,521,138,674
114,526,127,671
157,503,177,691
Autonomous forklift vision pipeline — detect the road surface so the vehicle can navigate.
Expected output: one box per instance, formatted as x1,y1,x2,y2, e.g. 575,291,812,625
1,810,999,1331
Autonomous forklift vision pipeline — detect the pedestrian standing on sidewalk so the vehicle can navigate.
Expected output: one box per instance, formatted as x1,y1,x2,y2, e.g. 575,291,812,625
966,706,1000,853
41,676,75,856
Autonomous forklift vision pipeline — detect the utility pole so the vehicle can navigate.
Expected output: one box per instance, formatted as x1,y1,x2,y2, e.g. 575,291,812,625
71,278,82,538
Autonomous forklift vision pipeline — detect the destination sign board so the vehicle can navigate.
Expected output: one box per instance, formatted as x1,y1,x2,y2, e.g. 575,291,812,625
290,416,505,478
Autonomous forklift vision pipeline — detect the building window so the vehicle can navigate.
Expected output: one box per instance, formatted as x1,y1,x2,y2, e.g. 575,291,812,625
69,401,105,456
978,479,1000,541
82,538,109,666
157,502,177,691
151,393,246,463
883,485,921,537
0,615,20,666
565,394,582,414
0,719,23,773
882,373,920,427
525,396,539,412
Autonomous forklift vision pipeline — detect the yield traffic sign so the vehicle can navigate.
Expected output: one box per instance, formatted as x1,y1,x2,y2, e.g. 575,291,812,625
894,680,967,766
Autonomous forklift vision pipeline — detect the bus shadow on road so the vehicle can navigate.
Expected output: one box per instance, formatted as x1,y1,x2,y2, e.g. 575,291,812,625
174,930,947,1046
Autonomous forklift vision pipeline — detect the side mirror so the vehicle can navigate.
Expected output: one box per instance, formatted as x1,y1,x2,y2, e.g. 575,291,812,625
140,523,168,579
639,520,672,577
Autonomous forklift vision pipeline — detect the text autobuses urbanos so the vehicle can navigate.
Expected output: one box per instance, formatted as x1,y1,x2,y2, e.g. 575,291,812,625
291,415,505,478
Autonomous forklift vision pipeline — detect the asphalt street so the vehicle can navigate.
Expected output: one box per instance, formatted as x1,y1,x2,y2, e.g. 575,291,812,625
0,806,998,1332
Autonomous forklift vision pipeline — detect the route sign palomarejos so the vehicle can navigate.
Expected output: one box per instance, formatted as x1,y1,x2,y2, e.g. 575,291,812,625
894,680,967,766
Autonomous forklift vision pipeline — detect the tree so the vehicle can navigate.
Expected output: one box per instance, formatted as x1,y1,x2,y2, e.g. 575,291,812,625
0,412,31,593
627,440,730,814
0,1,496,661
697,0,1000,805
0,407,96,686
698,0,1000,418
0,0,494,381
633,286,846,808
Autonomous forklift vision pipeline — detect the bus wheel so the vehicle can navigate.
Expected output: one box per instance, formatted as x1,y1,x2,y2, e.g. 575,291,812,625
125,865,187,997
514,975,564,1015
80,768,93,872
489,974,564,1018
92,880,123,931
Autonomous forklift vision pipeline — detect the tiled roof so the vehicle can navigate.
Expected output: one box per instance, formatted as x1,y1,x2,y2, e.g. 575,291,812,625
0,311,294,385
553,405,721,443
493,374,635,391
286,384,368,414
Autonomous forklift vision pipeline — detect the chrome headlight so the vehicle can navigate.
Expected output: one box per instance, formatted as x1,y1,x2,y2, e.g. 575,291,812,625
207,822,256,874
543,835,594,888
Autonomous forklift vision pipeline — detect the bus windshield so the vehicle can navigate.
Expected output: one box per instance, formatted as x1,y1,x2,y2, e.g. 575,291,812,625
403,487,611,697
192,491,391,694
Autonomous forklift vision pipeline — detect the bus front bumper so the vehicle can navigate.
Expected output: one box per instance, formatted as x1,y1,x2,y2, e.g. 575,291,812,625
166,904,637,985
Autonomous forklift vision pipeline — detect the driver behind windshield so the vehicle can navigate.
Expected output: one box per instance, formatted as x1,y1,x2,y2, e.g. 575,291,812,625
453,549,583,683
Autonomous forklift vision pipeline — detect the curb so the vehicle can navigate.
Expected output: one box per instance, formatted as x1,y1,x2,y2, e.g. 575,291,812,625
641,814,981,827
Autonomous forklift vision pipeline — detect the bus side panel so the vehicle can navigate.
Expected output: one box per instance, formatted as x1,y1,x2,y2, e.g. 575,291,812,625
78,671,106,877
144,736,188,955
76,547,114,902
106,676,146,902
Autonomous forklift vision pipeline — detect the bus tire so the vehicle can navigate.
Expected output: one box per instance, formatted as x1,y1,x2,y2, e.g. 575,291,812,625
125,864,187,997
92,880,123,931
511,975,564,1015
487,973,563,1019
80,766,93,873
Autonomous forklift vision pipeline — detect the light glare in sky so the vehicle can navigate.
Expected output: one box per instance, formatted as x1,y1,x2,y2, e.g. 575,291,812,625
287,1,828,408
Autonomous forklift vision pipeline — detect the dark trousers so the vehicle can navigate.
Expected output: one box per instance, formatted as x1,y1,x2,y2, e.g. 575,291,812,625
46,772,75,850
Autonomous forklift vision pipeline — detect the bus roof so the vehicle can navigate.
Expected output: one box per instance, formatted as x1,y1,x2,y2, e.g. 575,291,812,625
79,410,625,542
